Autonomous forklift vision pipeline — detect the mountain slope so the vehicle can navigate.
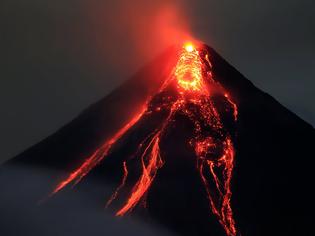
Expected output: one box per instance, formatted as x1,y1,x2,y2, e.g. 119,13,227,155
1,44,314,236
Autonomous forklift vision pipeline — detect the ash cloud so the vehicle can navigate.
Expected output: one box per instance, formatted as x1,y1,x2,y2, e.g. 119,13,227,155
79,0,192,74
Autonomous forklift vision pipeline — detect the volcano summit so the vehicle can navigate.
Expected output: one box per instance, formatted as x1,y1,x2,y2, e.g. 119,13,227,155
0,43,314,236
51,42,238,236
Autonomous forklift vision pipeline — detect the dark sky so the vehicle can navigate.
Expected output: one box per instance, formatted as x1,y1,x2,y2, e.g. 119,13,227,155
1,0,314,163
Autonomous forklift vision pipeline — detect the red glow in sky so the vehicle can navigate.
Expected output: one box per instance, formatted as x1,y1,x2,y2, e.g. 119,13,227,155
83,1,193,75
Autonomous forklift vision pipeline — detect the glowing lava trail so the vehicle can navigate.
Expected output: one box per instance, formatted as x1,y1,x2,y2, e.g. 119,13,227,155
51,42,239,236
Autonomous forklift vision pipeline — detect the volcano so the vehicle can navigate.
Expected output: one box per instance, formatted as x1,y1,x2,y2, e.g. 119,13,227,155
0,43,314,236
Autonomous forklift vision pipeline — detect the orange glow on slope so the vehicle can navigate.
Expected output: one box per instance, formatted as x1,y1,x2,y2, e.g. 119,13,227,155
198,138,236,236
50,43,239,236
174,43,205,93
115,99,183,216
52,108,146,195
116,133,163,216
225,93,238,121
106,161,129,208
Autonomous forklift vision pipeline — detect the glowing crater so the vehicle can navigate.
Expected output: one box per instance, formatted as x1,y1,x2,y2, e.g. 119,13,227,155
174,43,205,93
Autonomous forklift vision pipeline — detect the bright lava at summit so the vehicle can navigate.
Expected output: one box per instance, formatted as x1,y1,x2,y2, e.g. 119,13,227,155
51,42,239,236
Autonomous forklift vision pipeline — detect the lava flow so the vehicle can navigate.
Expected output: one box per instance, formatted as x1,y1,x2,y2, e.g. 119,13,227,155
51,42,239,236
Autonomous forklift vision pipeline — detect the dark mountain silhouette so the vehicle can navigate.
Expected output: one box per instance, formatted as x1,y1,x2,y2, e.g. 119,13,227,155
0,44,314,236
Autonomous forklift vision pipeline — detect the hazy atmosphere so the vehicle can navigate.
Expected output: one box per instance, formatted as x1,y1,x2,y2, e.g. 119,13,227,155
1,0,314,163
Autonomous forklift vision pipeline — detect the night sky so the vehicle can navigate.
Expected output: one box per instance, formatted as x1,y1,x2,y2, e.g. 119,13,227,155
1,0,314,163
